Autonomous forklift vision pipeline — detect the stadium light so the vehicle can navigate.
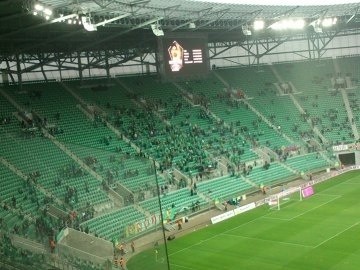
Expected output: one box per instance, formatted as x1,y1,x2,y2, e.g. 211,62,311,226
321,17,337,27
81,16,97,31
242,25,252,36
314,26,323,33
34,4,44,11
94,13,131,27
51,14,78,23
151,22,164,36
270,18,305,30
43,8,53,16
309,16,337,33
253,20,265,30
33,3,53,20
189,22,196,29
309,19,322,33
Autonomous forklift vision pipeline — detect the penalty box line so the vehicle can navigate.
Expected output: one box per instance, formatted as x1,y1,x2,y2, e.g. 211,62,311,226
221,233,313,249
314,221,360,248
261,194,341,222
169,212,272,257
287,195,341,221
170,263,196,269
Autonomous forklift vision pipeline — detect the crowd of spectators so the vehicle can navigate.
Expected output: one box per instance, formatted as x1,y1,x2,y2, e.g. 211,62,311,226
59,162,85,179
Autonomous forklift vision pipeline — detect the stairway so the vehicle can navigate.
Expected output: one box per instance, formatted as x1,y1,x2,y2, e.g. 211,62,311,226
173,82,200,107
269,64,285,83
241,99,295,144
270,64,329,146
212,68,295,145
278,161,299,175
288,94,328,145
60,81,148,165
0,157,67,210
196,189,213,204
340,88,359,140
332,58,341,75
11,234,47,254
0,88,23,112
212,70,230,88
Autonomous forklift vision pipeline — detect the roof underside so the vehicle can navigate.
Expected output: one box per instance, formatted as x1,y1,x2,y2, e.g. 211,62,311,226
38,0,359,21
0,0,359,55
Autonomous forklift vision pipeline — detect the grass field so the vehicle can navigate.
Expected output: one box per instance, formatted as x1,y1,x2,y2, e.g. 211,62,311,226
128,170,360,270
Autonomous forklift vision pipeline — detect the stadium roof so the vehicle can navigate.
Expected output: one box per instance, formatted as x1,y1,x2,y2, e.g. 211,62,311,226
196,0,359,5
0,0,359,54
34,0,359,27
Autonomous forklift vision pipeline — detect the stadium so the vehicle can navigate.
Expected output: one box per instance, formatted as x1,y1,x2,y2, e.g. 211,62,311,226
1,0,360,269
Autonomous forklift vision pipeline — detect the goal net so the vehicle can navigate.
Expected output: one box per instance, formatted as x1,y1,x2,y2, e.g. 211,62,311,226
267,186,302,210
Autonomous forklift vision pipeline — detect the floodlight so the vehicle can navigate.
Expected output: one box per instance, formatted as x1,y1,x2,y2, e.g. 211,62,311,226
151,23,164,36
81,15,97,31
314,26,323,33
286,19,305,29
94,14,131,27
33,11,38,16
309,19,323,33
253,20,264,30
322,17,337,27
43,8,52,16
45,15,50,20
189,22,196,29
68,19,72,24
293,19,305,29
242,25,252,36
270,19,305,30
270,20,284,30
321,18,331,27
34,4,44,11
51,13,78,23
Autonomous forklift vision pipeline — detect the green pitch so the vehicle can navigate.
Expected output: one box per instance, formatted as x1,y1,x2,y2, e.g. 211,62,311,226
128,170,360,270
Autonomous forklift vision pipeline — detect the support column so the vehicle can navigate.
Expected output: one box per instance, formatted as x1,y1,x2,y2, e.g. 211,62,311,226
104,50,110,78
15,54,22,89
5,59,15,84
77,51,83,81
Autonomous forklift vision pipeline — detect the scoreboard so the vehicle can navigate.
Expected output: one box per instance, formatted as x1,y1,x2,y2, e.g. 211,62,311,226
157,33,209,81
184,48,203,64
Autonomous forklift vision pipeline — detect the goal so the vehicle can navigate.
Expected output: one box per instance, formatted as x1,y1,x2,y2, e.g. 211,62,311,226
268,186,302,210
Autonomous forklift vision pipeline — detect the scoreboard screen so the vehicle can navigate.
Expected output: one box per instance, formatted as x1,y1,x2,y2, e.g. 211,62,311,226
158,33,209,81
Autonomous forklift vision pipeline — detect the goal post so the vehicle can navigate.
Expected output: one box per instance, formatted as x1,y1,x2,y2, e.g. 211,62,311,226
268,186,302,210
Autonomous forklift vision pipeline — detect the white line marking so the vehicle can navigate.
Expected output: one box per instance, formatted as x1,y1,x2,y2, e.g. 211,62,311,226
261,216,291,221
314,193,341,197
170,263,195,269
169,234,217,256
222,233,313,248
314,221,360,248
337,182,360,185
169,214,265,256
288,195,341,220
